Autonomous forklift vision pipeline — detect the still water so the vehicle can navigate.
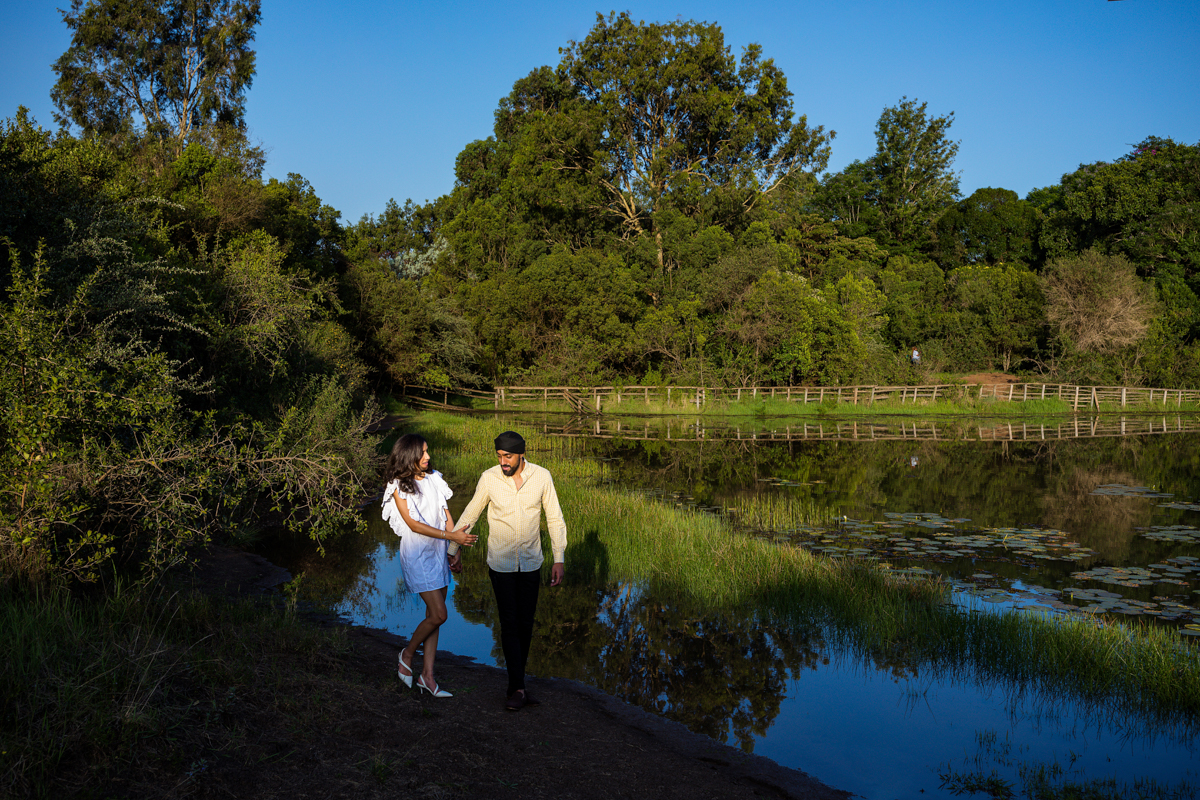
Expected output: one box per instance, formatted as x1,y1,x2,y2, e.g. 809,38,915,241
270,413,1200,799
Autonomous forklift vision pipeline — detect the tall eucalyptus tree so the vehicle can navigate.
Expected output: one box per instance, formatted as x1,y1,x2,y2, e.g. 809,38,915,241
52,0,262,142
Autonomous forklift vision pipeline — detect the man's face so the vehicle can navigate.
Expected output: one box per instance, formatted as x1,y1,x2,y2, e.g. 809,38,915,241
497,450,523,476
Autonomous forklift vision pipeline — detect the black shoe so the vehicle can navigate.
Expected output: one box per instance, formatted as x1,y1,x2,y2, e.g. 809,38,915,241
522,691,541,706
505,690,526,711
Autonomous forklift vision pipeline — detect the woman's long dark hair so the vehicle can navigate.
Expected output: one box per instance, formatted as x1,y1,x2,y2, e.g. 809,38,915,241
385,433,431,495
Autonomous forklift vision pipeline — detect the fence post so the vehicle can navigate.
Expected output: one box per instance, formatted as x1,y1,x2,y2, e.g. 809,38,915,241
1092,387,1099,409
1121,387,1127,408
1073,386,1081,411
870,386,876,404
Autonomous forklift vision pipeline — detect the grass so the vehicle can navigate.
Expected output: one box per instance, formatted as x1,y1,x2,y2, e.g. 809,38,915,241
938,729,1198,799
414,410,1200,724
0,584,349,798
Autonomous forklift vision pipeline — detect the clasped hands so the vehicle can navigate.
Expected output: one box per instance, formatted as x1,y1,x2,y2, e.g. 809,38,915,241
447,522,475,574
448,522,476,547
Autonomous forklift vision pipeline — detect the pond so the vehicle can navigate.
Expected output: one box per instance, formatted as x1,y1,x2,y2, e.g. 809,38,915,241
267,412,1200,799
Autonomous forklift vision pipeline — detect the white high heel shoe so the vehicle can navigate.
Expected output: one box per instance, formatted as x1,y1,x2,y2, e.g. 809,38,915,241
397,653,413,688
417,675,452,698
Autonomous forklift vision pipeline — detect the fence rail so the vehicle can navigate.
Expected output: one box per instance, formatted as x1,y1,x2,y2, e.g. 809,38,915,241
400,382,1200,413
475,383,1200,411
530,415,1200,444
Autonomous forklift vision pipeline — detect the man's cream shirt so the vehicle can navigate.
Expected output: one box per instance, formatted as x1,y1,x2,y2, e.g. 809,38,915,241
449,460,567,572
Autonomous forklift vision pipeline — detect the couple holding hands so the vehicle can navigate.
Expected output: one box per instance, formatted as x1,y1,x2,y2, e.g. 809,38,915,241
381,430,565,711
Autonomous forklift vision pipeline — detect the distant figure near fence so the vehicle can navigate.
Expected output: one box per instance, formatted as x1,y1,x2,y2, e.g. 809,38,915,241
911,348,921,366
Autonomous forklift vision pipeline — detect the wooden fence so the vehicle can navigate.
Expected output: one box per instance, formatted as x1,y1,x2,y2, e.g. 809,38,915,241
529,415,1200,444
468,383,1200,412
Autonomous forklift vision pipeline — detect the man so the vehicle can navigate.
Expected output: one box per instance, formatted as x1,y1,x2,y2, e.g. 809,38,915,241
449,431,566,711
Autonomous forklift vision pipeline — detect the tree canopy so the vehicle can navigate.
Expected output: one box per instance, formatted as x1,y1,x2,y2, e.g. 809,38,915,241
52,0,261,140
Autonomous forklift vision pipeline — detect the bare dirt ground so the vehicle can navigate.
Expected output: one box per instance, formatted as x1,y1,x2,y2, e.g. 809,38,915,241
179,546,851,800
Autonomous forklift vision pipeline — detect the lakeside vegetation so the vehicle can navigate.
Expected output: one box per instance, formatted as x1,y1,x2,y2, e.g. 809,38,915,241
431,387,1200,418
416,411,1200,724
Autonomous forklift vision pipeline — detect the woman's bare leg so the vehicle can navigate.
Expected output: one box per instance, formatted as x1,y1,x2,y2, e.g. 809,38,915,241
420,587,449,684
402,587,449,683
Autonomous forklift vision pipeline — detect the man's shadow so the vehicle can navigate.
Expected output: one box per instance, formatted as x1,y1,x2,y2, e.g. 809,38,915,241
567,528,609,584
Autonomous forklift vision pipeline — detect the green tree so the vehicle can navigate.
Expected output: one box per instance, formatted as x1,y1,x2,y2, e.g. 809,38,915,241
555,12,834,271
871,96,960,249
932,187,1040,268
52,0,262,141
811,159,881,241
1035,137,1200,281
952,262,1044,371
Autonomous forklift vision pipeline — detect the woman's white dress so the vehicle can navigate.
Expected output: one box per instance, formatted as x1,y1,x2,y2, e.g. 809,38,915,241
381,471,453,593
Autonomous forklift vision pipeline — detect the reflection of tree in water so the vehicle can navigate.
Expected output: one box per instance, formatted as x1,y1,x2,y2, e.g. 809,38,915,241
1040,465,1155,564
580,590,826,751
598,432,1200,541
452,546,826,751
259,508,399,618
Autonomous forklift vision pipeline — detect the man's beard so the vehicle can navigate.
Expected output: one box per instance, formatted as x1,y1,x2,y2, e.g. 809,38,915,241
501,460,520,475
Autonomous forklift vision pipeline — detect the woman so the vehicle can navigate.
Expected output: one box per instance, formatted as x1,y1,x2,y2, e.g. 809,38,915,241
381,433,477,697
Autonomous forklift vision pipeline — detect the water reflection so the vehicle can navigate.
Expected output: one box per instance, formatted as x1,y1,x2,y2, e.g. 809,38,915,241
582,424,1200,629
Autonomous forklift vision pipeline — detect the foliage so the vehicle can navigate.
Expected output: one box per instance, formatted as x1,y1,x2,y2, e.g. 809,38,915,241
0,110,380,589
933,187,1040,268
52,0,262,141
953,261,1045,371
557,12,834,265
1035,137,1200,281
870,96,961,249
1043,250,1155,355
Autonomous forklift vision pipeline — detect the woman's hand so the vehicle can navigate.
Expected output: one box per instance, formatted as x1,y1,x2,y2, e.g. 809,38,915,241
448,523,477,547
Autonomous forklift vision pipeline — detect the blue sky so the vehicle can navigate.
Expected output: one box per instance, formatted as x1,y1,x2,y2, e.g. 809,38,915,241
3,1,1197,225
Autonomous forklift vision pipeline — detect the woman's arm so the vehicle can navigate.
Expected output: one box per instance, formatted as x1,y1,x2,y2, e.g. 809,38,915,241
392,492,476,546
442,508,475,547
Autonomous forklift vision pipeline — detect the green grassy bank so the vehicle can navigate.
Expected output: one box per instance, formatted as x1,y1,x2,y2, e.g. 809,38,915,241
419,410,1200,723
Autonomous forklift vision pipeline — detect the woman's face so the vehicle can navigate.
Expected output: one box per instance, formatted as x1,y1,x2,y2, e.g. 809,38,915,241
418,442,430,472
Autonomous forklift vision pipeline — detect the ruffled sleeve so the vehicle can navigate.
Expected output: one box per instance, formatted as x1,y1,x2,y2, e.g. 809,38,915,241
428,470,453,504
380,479,411,537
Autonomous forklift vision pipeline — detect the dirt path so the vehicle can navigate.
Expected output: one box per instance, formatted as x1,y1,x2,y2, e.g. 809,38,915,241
187,545,851,800
961,372,1019,385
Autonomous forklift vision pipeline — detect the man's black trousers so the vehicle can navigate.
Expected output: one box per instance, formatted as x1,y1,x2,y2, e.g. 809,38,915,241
489,567,541,694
